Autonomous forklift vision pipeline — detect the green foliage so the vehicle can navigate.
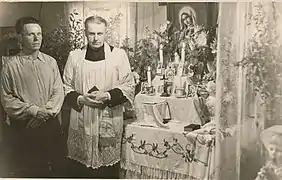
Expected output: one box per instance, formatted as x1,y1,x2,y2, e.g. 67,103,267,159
121,21,217,82
106,13,123,47
121,32,159,81
41,10,84,75
236,3,282,102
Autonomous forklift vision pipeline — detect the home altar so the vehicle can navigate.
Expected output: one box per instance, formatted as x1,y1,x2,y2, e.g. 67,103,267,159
120,76,215,179
120,29,216,178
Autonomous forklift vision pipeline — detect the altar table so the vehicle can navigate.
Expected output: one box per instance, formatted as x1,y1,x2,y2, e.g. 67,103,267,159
134,94,203,126
120,122,215,180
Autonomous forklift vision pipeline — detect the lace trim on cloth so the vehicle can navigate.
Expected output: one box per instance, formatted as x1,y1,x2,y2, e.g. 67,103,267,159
67,127,122,169
120,160,201,179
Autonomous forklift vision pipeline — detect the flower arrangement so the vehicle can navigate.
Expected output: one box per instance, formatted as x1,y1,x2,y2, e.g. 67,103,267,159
106,13,123,47
41,10,84,75
121,30,159,81
236,3,282,103
121,21,217,84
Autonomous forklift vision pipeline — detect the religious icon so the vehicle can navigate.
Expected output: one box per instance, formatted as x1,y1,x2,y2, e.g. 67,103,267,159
156,62,163,75
165,66,175,83
167,3,218,31
179,6,197,32
141,82,148,94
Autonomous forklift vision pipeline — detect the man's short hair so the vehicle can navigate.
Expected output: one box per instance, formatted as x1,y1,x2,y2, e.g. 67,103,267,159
15,16,40,34
84,16,107,29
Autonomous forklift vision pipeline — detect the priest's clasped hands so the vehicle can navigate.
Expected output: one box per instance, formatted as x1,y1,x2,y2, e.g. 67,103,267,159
78,91,109,109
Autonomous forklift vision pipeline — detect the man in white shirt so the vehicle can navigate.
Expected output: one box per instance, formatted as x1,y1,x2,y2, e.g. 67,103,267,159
0,17,65,177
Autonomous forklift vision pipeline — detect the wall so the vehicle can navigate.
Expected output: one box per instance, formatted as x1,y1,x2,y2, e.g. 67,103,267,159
0,2,41,27
136,2,167,40
0,2,65,36
39,2,66,32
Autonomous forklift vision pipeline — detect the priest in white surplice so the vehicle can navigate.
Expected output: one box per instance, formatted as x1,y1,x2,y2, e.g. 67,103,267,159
63,16,136,178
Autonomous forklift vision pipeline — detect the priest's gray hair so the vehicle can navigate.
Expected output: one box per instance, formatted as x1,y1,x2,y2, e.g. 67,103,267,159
84,15,108,28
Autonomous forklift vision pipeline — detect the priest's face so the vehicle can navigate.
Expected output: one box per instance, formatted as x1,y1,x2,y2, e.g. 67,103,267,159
85,22,106,49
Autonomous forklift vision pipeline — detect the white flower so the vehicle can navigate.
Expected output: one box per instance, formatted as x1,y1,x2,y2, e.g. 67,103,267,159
193,25,204,34
195,31,207,47
207,81,216,94
132,71,140,84
160,23,167,33
151,39,158,48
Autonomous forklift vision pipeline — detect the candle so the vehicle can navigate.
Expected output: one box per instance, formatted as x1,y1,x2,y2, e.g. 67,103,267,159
159,44,164,64
147,66,152,87
181,42,186,63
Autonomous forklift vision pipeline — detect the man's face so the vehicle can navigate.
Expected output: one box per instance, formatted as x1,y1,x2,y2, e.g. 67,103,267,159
85,22,106,49
19,23,42,51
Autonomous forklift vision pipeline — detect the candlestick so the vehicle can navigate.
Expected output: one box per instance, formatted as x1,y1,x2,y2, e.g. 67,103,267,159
159,44,164,64
147,66,152,87
161,67,165,75
181,42,186,63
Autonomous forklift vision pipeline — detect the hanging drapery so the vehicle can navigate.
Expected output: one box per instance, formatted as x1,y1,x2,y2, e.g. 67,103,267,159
215,2,251,180
215,1,282,180
135,2,167,40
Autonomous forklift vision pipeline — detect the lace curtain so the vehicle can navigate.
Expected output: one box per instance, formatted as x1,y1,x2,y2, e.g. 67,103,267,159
215,2,282,180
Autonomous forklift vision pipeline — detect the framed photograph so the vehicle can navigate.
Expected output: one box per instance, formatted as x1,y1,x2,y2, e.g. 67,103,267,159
141,82,148,94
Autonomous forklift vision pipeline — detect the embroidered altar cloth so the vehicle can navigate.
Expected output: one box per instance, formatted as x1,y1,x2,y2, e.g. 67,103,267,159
120,122,215,179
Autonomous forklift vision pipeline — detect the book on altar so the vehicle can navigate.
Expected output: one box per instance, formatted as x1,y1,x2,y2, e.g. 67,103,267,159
184,124,201,132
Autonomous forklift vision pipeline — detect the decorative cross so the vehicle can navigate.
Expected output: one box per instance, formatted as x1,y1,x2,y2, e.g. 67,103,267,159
160,72,170,97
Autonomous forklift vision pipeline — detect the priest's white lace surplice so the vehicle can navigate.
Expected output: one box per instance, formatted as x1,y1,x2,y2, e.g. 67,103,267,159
63,43,135,169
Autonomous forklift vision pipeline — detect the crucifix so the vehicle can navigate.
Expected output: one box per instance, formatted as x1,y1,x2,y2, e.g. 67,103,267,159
160,72,170,97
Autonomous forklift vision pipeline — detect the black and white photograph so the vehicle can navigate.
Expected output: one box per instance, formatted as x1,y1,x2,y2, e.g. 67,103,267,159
0,1,282,180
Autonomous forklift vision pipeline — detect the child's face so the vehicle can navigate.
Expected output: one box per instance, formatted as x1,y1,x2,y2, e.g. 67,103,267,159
268,143,282,166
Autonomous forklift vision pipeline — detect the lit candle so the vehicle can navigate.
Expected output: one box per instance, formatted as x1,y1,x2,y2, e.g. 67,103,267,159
147,66,152,87
159,44,164,64
181,42,186,63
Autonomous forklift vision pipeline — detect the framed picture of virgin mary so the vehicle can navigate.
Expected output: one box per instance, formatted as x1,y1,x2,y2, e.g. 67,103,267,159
166,2,218,30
